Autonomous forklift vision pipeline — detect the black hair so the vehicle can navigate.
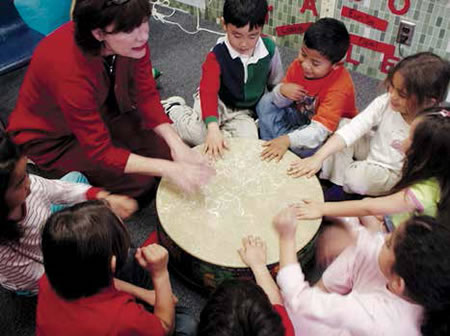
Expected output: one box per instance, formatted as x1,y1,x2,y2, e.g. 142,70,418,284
42,200,130,300
393,216,450,336
73,0,151,55
198,279,285,336
392,107,450,217
384,52,450,113
303,18,350,64
0,133,24,244
223,0,268,30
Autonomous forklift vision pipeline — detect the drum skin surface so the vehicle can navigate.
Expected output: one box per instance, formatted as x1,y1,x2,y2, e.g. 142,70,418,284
157,138,323,291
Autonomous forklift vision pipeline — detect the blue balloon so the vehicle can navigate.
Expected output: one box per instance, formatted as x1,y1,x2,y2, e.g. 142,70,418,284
15,0,72,35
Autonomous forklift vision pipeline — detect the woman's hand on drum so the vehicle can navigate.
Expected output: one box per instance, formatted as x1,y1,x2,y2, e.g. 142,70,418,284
170,138,210,166
204,122,229,160
287,155,322,178
165,161,215,194
135,244,169,279
273,206,299,238
294,200,324,220
238,235,267,269
261,135,290,162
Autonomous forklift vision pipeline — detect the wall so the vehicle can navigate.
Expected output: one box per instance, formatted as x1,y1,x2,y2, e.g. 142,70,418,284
172,0,450,81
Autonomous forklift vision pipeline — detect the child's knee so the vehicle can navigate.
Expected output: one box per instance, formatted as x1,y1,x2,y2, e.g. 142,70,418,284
255,92,276,117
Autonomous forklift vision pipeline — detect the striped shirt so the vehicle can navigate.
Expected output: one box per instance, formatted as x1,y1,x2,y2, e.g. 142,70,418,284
0,175,91,293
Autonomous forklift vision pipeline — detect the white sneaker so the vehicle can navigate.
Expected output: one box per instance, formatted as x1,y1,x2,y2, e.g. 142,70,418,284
161,96,186,113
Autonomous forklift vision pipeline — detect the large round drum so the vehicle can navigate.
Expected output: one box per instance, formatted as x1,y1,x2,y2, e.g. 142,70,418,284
157,138,323,291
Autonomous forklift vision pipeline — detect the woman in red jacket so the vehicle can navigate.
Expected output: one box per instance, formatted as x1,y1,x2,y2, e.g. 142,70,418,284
8,0,214,199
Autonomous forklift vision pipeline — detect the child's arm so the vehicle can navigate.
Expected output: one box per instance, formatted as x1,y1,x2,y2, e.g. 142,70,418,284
204,122,229,160
287,133,346,178
295,190,417,220
273,207,300,269
267,48,284,89
113,278,156,304
135,244,175,335
238,235,283,305
113,278,178,306
288,95,388,178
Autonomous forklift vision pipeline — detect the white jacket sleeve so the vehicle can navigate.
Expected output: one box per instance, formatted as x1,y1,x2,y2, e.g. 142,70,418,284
31,175,90,206
336,93,388,147
288,120,331,149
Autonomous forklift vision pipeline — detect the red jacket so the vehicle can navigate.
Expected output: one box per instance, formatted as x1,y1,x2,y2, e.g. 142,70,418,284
8,22,170,174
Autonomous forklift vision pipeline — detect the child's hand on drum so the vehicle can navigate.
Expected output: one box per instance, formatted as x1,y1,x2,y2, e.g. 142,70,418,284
104,194,138,219
273,206,299,238
204,122,229,160
287,156,323,178
261,135,290,162
135,244,169,279
238,235,267,269
294,199,324,220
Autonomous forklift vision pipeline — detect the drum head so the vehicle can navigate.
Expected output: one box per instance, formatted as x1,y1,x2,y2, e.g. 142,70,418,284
157,138,323,268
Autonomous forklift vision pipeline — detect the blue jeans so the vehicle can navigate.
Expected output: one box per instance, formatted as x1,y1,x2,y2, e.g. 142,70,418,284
256,92,318,158
50,172,89,213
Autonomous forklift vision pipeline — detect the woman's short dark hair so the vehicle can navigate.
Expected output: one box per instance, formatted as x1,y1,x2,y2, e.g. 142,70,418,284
393,216,450,336
73,0,151,55
42,200,130,300
0,133,24,244
198,279,285,336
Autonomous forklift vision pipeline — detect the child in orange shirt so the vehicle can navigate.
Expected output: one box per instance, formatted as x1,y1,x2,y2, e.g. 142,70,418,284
256,18,357,160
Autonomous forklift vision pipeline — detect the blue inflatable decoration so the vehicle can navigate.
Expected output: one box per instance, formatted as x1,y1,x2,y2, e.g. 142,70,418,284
15,0,72,36
0,0,45,75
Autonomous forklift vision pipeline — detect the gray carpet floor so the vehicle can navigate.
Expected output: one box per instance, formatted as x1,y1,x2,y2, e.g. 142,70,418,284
0,9,380,335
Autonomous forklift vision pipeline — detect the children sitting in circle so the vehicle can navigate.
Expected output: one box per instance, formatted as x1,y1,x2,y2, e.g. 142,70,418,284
3,0,450,333
0,134,137,295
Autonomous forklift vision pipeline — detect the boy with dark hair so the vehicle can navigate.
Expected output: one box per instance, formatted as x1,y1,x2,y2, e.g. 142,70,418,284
37,201,195,336
256,18,357,161
163,0,283,159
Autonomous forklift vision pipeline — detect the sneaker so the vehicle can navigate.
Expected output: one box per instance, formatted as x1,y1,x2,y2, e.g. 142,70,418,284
161,96,186,114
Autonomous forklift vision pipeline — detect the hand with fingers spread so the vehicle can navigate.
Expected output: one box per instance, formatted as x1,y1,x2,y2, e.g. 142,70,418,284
261,135,290,162
204,122,229,160
294,199,324,220
280,83,307,101
287,155,323,178
238,235,267,269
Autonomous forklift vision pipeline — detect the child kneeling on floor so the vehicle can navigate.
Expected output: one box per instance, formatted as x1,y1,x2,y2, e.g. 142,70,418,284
36,201,196,336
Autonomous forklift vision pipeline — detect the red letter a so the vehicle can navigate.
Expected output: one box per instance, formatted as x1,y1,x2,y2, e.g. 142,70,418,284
300,0,318,17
